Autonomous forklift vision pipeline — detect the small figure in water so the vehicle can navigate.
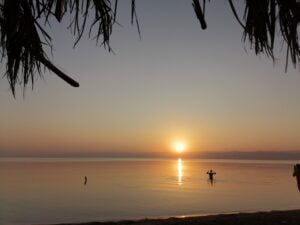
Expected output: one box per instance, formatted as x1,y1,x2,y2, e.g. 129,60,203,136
293,164,300,191
84,176,87,185
207,170,216,181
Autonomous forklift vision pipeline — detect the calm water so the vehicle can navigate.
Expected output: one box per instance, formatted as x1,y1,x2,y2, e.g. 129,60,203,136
0,158,299,225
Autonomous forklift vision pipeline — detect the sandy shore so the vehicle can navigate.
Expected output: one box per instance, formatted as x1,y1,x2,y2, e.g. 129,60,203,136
52,209,300,225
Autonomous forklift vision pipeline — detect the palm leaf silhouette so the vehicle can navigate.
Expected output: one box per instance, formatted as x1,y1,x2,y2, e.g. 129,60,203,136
0,0,299,95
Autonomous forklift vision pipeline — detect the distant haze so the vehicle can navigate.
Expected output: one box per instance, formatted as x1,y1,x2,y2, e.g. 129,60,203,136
1,150,300,161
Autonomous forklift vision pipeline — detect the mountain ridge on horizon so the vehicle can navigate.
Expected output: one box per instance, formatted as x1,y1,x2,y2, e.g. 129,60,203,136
1,150,300,160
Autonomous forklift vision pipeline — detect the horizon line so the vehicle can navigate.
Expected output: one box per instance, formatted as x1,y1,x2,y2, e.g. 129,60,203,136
1,150,300,160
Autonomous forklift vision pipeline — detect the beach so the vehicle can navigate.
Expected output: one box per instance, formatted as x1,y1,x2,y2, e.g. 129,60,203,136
52,210,300,225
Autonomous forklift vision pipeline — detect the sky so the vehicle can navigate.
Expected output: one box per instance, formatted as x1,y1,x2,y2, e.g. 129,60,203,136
0,0,300,157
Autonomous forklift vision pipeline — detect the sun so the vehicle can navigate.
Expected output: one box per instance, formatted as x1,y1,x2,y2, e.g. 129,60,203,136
174,142,186,153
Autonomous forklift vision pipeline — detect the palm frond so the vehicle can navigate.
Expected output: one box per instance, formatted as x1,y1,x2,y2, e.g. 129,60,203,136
0,0,299,96
228,0,300,71
0,0,118,96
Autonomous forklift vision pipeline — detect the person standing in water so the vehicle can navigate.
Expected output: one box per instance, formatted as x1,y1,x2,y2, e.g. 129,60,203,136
293,164,300,191
207,170,216,180
84,176,87,185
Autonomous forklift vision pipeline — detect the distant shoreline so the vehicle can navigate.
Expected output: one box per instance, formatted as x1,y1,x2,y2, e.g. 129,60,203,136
2,150,300,161
50,209,300,225
0,157,299,165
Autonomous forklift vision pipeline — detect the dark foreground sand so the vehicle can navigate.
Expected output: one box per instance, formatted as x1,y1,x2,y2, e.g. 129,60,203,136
52,209,300,225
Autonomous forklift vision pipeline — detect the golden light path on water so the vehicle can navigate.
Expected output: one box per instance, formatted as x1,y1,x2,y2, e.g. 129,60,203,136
1,159,300,225
177,158,183,185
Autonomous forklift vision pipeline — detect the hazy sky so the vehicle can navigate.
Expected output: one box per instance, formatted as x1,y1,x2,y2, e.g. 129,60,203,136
1,0,300,157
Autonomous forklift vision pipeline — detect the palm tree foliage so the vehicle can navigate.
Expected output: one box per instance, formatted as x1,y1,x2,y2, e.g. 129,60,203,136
0,0,299,95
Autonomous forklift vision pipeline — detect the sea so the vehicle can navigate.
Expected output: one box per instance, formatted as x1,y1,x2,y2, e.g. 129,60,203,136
0,158,299,225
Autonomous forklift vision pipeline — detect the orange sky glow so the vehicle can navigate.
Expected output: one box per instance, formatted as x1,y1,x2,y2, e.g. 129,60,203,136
0,1,300,158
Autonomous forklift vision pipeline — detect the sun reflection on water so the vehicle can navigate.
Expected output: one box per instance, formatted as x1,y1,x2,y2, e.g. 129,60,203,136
177,158,183,185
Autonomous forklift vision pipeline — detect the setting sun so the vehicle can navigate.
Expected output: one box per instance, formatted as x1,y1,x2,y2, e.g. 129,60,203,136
174,142,186,153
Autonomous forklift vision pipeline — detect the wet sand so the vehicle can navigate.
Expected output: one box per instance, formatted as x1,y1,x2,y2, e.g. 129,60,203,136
52,209,300,225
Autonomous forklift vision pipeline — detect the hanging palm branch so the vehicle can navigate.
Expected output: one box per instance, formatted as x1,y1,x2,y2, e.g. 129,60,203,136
0,0,299,96
0,0,137,95
226,0,300,71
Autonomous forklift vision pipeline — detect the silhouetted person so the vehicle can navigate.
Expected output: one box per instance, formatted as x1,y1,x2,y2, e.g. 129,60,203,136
208,177,216,186
84,176,87,185
207,170,216,181
293,164,300,191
